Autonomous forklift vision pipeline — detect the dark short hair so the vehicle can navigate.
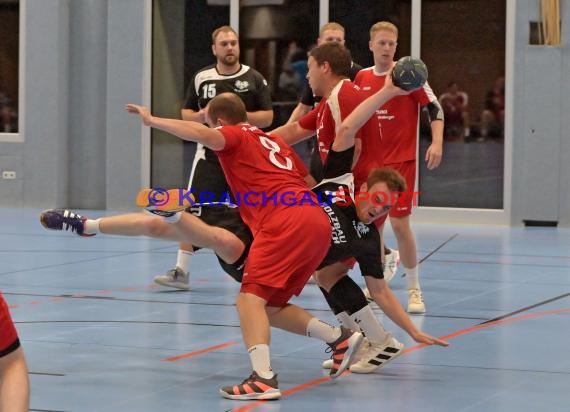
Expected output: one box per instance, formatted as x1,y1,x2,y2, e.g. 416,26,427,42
207,93,247,125
309,42,351,78
367,167,407,193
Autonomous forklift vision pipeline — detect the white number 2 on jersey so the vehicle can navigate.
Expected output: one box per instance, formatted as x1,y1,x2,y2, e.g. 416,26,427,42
202,84,216,99
258,135,293,170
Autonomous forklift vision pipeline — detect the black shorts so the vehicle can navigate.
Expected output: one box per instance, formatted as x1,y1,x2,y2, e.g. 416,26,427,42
185,205,252,282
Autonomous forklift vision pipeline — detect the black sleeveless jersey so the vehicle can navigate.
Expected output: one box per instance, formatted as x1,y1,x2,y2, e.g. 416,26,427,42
183,64,272,205
313,147,383,278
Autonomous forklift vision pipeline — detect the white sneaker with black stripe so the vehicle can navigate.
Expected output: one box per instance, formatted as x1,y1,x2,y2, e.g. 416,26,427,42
383,248,400,282
322,337,370,370
349,333,404,373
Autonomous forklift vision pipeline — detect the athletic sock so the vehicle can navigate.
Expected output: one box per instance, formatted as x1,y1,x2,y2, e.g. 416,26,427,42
84,219,101,235
336,311,360,331
350,306,389,343
176,249,193,273
248,344,274,379
306,317,341,343
405,265,420,290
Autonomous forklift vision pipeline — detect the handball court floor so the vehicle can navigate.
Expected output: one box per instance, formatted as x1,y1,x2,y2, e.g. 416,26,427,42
1,207,569,412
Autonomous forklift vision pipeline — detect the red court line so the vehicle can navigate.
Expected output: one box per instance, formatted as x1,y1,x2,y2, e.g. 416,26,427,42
233,307,570,412
163,341,239,362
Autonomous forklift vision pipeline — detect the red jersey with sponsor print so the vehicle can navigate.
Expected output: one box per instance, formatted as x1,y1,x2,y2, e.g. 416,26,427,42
354,66,438,164
215,123,317,234
215,124,330,294
299,79,364,162
298,78,383,187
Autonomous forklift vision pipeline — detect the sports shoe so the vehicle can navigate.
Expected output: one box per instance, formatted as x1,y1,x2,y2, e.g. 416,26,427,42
322,337,370,369
39,209,94,237
327,326,364,378
383,248,400,283
349,333,404,373
407,288,426,313
219,371,281,400
153,267,190,290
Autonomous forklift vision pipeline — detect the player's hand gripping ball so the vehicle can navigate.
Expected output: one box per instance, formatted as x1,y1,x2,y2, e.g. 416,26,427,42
390,56,428,91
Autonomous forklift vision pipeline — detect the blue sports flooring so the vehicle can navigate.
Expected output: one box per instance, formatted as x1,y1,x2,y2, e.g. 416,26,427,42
2,207,569,411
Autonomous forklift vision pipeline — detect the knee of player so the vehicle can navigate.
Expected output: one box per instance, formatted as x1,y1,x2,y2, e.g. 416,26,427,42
366,277,389,296
142,216,170,237
213,231,245,257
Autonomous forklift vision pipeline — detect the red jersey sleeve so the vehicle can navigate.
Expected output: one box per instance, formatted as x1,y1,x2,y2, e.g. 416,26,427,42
412,81,438,107
298,102,322,131
216,125,244,155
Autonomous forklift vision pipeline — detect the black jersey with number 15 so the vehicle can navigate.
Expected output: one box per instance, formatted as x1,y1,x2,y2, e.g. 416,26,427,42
183,64,272,205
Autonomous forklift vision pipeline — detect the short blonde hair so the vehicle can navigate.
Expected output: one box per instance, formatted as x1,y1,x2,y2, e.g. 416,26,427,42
369,21,398,39
319,22,345,37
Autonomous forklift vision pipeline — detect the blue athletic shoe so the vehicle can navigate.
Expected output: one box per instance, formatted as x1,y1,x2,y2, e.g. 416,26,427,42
40,209,94,237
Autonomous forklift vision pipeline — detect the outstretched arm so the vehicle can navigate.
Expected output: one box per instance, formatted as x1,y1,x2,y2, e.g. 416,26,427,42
247,109,274,128
126,104,226,151
366,278,449,347
270,121,315,145
334,74,408,152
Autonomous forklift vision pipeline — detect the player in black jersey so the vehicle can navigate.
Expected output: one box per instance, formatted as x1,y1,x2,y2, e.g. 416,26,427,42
311,132,447,373
309,73,448,373
157,25,274,289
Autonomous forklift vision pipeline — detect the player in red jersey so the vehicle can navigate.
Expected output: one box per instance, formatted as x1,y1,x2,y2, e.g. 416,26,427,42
354,22,445,313
0,292,30,412
272,43,374,166
126,93,364,400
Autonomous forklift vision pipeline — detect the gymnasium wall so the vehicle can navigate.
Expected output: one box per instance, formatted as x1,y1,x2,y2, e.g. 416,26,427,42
511,1,570,226
0,0,146,211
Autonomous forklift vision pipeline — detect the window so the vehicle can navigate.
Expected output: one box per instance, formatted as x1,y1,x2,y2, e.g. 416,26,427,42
0,0,21,140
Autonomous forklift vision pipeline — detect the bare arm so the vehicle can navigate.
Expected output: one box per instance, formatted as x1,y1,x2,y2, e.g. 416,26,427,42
247,109,274,128
126,104,225,151
303,174,317,188
425,119,444,169
181,108,207,123
334,76,407,152
270,122,315,145
287,102,312,124
366,278,449,347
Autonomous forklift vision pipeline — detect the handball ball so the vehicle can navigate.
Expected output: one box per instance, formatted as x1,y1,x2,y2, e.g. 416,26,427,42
390,56,428,91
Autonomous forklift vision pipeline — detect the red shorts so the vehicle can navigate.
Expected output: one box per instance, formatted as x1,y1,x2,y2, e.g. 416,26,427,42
241,205,331,307
386,160,417,218
0,293,20,357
